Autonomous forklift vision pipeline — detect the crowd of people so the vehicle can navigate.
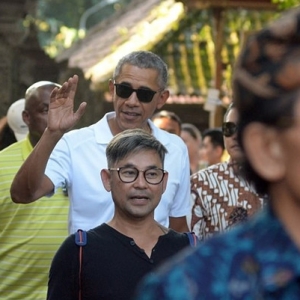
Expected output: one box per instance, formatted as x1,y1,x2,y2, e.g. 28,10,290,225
1,6,299,299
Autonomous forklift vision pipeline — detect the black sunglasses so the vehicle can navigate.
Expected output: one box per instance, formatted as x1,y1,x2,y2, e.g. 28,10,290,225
114,82,158,103
222,122,238,137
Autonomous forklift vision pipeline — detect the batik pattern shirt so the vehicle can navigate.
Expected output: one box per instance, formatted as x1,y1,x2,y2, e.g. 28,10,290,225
134,206,300,300
190,161,265,240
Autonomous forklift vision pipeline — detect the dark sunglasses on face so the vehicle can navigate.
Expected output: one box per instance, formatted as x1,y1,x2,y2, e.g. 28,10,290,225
114,82,158,103
222,122,238,137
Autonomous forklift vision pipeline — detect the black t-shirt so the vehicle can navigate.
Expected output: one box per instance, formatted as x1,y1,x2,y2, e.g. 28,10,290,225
47,223,191,300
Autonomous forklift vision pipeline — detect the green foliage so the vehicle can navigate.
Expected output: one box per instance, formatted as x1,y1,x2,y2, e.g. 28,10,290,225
32,0,300,92
272,0,300,9
32,0,131,57
152,8,275,96
34,0,300,58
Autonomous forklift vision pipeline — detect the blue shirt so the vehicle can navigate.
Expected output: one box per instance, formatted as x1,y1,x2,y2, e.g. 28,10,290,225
134,206,300,299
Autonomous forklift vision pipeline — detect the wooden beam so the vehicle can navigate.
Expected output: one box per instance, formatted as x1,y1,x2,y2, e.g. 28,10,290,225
177,0,276,128
210,7,225,128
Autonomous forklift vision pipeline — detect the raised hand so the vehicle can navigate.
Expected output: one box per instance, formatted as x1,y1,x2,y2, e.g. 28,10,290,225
48,75,87,134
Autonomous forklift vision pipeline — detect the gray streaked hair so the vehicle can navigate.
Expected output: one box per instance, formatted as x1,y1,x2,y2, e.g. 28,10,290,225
113,51,168,90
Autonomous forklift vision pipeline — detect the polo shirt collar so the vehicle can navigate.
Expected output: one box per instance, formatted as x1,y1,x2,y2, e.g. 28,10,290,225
21,134,33,160
148,119,171,147
94,112,172,147
94,112,115,144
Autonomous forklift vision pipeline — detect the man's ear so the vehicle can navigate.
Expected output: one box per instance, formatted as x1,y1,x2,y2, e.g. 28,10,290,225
161,171,168,194
22,110,29,126
101,169,111,192
108,79,114,96
156,90,169,110
243,123,285,181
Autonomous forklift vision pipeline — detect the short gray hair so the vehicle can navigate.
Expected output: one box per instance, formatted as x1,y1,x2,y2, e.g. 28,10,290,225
113,51,168,90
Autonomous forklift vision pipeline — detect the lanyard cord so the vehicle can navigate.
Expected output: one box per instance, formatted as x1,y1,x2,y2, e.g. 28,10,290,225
78,230,83,300
75,230,87,300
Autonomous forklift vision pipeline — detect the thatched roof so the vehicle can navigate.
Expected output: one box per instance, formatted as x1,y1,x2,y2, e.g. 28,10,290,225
56,0,184,89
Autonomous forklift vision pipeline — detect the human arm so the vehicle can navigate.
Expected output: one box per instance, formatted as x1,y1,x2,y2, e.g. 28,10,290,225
10,75,86,203
168,140,190,233
169,216,189,232
47,235,79,300
190,172,208,241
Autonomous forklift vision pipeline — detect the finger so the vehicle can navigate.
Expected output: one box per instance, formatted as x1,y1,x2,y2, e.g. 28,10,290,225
55,75,77,101
50,87,58,100
73,102,87,124
67,75,78,101
52,82,67,101
50,87,62,104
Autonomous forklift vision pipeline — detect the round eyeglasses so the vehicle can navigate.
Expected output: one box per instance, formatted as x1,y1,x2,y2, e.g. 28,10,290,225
222,122,238,137
109,167,166,185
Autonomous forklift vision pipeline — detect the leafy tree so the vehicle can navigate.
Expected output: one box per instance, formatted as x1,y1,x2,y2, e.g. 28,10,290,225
272,0,300,9
28,0,300,58
28,0,131,57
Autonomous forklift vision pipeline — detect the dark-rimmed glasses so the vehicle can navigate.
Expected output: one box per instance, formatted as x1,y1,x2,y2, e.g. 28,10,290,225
114,82,158,103
222,122,238,137
109,167,166,185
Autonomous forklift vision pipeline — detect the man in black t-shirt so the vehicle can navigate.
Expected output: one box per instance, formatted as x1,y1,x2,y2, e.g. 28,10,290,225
47,129,195,300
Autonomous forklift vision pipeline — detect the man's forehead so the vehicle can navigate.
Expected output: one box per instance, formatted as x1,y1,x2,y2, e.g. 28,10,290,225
118,65,158,82
203,136,213,144
118,151,161,164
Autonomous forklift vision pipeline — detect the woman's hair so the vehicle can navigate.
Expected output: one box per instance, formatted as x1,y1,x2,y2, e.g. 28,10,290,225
233,8,300,194
237,93,296,195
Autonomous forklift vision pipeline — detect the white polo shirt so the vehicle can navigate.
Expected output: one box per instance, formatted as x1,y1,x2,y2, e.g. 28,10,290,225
46,112,190,233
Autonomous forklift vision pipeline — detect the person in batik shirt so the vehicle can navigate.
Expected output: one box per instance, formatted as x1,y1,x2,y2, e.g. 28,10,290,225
190,102,266,240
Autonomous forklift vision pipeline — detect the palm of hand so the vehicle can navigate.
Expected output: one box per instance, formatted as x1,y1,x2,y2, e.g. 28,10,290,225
48,75,86,133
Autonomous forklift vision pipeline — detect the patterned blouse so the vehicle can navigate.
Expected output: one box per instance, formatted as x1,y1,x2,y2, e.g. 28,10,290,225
134,206,300,300
190,160,266,241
